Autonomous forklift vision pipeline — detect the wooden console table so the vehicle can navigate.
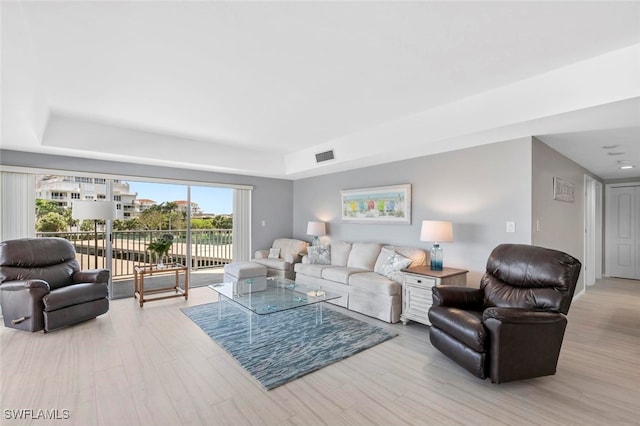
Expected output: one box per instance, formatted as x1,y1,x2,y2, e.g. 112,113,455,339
401,266,468,326
134,263,188,307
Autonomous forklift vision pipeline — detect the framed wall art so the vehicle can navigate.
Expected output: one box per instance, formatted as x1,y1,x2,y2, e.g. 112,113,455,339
340,184,411,224
553,177,575,202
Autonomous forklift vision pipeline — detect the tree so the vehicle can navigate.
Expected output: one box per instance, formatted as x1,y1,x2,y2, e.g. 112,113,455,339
37,212,67,232
211,215,232,229
80,220,97,232
190,218,214,229
35,199,61,218
113,218,140,231
139,205,165,230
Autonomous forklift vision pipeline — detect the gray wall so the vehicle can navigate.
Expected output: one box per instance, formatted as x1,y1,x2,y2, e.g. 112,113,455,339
0,150,293,254
293,137,533,286
4,138,591,288
531,137,601,296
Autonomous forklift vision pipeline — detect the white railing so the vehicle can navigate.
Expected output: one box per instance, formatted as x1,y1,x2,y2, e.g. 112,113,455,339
35,229,233,279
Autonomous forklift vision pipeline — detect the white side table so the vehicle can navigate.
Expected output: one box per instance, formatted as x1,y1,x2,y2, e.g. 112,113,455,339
401,266,468,325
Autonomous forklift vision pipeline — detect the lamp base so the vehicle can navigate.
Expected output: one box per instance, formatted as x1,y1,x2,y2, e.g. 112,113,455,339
311,236,320,246
430,243,443,271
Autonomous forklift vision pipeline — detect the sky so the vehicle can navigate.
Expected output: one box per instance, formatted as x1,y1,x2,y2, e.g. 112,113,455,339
126,181,233,214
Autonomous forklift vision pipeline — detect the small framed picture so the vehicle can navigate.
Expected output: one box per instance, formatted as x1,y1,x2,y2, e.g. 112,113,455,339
553,177,575,202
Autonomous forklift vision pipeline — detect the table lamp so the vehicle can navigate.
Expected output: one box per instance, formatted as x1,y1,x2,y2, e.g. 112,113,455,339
306,221,326,246
420,220,453,271
72,200,117,268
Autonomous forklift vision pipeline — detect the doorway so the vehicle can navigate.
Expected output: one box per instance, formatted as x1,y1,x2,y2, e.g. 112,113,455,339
605,182,640,280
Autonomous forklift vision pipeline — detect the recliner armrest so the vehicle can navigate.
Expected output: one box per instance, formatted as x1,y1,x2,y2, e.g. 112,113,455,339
0,279,50,292
432,286,483,310
483,307,564,324
73,269,110,284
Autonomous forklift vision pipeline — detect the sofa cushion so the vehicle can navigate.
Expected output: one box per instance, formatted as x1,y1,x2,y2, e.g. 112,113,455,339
330,241,352,266
349,272,402,296
294,263,327,278
322,266,367,284
308,245,331,265
347,243,382,270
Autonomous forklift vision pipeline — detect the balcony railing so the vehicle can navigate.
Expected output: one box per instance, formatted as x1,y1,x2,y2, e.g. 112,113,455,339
36,229,233,279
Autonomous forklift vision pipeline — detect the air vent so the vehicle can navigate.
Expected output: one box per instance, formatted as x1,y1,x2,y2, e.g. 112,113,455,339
315,150,335,163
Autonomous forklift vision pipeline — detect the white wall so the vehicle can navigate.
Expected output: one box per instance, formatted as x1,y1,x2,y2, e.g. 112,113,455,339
293,137,533,286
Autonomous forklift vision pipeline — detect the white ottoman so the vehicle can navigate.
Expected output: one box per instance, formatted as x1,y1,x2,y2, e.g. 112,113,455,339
223,261,268,293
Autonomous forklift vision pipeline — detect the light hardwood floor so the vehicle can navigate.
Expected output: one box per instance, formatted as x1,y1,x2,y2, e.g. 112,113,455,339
1,277,638,425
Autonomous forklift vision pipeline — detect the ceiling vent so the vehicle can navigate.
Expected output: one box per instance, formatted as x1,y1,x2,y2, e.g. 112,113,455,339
315,150,335,163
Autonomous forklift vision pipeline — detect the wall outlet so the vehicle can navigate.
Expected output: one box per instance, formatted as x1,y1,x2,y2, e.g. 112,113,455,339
506,221,516,233
261,220,266,227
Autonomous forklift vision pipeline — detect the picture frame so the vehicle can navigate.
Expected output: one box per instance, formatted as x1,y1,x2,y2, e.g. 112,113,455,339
341,184,411,224
553,177,575,202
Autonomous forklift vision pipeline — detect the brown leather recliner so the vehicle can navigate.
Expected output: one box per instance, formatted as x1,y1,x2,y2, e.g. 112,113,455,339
428,244,581,383
0,237,110,332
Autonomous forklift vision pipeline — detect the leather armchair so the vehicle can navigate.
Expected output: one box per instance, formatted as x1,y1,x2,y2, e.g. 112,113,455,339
428,244,581,383
0,237,110,332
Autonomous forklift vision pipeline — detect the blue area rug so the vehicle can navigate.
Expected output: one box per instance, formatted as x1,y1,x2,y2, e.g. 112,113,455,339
181,302,397,390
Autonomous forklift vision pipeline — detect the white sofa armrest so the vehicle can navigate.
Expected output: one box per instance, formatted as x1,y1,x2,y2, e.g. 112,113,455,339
254,249,269,259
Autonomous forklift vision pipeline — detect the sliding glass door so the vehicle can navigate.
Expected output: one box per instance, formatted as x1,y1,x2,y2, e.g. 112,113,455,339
30,172,238,298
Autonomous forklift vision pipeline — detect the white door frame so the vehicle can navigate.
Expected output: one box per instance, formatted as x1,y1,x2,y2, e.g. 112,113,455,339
595,180,603,280
605,181,640,278
583,175,599,287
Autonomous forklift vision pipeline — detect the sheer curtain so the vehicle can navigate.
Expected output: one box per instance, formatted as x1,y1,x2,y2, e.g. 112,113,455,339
232,188,252,261
0,171,36,241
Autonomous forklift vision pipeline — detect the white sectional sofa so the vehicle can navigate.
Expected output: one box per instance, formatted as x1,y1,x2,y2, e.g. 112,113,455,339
294,241,428,323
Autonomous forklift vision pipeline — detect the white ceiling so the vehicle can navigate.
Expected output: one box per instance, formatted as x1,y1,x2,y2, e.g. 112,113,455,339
1,1,639,180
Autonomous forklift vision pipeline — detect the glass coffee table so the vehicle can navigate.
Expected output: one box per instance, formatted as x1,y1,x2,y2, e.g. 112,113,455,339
208,277,340,343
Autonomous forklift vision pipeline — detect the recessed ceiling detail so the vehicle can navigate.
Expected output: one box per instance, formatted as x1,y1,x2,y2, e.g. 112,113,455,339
1,2,639,180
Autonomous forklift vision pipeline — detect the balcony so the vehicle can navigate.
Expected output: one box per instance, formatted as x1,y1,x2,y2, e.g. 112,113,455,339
36,229,233,297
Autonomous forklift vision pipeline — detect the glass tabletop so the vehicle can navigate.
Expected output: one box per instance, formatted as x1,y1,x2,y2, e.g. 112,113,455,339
208,277,340,315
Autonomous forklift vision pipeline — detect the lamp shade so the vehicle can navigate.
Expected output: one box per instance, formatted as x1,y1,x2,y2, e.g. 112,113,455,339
306,221,326,236
420,220,453,243
72,201,117,221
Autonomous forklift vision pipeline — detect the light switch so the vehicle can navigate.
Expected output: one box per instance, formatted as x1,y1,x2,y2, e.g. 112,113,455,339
261,220,266,227
506,221,516,233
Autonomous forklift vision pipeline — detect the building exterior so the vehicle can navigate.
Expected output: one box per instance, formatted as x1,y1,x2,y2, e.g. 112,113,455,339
173,200,203,216
36,175,137,220
36,176,204,221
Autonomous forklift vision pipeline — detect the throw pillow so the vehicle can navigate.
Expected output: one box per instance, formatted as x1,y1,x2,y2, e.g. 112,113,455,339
268,248,281,259
308,245,331,265
374,247,395,274
378,251,412,281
